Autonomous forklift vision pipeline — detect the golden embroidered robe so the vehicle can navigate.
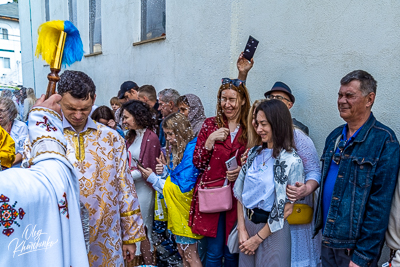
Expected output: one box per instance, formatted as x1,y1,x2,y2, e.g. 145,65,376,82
64,119,146,266
25,118,146,267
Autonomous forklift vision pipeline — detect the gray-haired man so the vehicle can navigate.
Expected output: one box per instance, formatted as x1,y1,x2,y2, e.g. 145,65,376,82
158,88,180,147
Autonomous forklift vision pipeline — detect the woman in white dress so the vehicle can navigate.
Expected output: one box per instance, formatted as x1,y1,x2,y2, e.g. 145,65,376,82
122,100,161,266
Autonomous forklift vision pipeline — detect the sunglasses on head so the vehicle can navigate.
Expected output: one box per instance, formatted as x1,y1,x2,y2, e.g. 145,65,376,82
221,78,243,88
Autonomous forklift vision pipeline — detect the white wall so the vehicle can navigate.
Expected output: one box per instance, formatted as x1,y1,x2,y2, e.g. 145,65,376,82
19,0,400,154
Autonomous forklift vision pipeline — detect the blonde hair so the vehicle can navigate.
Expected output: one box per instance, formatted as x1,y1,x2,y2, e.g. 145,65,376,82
110,96,121,107
246,99,266,148
162,112,194,168
215,82,251,144
26,88,37,101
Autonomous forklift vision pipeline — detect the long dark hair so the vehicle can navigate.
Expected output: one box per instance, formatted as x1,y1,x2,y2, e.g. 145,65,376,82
91,105,115,122
255,99,295,158
121,100,157,143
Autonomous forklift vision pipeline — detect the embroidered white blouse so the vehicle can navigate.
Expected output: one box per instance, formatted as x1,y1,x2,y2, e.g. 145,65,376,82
242,148,276,211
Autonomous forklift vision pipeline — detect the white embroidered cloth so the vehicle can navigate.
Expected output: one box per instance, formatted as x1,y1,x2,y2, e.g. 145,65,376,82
0,107,89,266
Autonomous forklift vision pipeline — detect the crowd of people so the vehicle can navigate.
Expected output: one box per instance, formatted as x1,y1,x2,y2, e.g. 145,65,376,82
0,53,400,267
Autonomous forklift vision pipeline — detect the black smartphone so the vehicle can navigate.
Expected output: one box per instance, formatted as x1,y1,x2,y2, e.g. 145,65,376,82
243,35,259,61
132,157,144,168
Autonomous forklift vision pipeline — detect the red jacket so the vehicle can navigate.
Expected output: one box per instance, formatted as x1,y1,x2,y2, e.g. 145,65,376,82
189,117,247,243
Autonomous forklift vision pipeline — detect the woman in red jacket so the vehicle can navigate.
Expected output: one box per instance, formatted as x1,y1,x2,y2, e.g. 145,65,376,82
189,78,250,267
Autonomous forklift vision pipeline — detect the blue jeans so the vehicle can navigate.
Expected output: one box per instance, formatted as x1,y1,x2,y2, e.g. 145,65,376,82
206,212,238,267
198,237,207,265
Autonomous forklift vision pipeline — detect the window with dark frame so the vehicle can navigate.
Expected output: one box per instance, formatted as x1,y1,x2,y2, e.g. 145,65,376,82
89,0,102,53
68,0,77,27
0,57,10,68
0,28,8,40
45,0,50,21
141,0,166,41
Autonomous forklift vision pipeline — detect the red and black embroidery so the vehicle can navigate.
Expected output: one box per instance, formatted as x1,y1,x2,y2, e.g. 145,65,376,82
0,194,25,237
36,116,57,132
58,192,69,219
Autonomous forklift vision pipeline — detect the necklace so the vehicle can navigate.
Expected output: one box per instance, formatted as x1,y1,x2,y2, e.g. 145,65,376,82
262,150,273,166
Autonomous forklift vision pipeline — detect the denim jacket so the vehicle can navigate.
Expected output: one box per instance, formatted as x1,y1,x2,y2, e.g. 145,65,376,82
314,113,400,267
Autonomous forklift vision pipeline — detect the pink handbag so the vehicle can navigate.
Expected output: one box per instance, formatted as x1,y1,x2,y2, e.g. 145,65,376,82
198,178,232,213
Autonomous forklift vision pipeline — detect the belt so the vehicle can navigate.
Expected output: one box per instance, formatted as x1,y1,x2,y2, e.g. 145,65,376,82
246,208,270,224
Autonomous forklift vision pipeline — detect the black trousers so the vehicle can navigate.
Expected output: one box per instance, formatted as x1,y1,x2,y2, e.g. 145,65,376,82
321,245,379,267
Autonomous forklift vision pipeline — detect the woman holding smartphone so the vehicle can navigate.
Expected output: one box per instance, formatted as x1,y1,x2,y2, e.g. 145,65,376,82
122,100,160,266
233,99,304,266
189,78,250,267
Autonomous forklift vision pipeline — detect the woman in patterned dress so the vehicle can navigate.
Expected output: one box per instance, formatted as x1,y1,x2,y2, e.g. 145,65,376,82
244,99,322,267
189,78,250,267
233,100,305,267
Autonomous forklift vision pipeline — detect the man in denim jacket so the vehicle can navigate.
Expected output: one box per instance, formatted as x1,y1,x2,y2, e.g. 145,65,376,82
314,70,400,267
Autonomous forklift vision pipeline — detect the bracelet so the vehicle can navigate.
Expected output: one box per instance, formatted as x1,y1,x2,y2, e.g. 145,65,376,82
205,144,214,151
256,232,265,241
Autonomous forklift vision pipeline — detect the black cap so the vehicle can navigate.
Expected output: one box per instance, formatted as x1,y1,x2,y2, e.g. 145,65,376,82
118,81,138,99
264,81,295,103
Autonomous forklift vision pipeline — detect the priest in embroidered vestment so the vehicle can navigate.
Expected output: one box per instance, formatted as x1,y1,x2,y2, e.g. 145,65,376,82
0,94,89,266
24,71,146,267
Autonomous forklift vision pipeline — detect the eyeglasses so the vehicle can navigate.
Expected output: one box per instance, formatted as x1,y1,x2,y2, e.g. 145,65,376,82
266,94,292,102
333,139,346,164
221,78,243,88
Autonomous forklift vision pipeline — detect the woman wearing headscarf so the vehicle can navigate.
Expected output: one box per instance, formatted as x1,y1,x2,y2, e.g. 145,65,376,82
177,94,207,136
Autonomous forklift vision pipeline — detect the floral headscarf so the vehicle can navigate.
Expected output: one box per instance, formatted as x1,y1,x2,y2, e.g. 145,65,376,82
185,94,206,136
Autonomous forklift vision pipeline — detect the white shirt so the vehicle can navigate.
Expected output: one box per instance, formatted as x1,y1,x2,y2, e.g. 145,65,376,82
242,148,276,211
10,119,28,155
128,128,146,181
230,124,240,142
